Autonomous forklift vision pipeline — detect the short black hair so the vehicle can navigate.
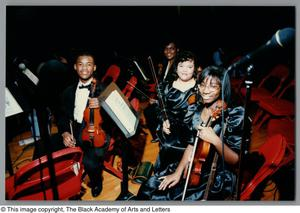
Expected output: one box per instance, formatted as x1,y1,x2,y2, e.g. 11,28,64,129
73,49,97,64
160,35,180,51
174,50,196,65
197,65,231,105
174,50,197,76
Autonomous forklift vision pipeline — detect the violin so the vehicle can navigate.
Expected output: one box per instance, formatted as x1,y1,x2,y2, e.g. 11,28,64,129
182,99,227,200
190,100,227,185
81,78,106,148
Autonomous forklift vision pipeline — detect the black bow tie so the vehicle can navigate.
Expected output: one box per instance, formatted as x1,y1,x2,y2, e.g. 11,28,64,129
78,84,91,89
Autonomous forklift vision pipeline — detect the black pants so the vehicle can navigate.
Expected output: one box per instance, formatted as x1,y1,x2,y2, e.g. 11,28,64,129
81,139,109,188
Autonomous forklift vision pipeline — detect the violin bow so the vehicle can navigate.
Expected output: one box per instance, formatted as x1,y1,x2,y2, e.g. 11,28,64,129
132,60,150,81
181,123,205,201
202,118,228,200
147,56,168,121
69,120,74,137
126,80,152,100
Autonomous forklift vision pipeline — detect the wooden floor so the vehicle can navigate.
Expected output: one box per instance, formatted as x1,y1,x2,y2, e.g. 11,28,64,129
5,101,289,201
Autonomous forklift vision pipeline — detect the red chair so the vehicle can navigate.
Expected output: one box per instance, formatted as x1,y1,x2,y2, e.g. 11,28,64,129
267,118,295,167
147,83,156,94
252,79,295,128
240,134,287,200
267,118,294,148
121,75,140,111
122,76,137,99
101,64,121,84
240,64,289,102
6,147,83,200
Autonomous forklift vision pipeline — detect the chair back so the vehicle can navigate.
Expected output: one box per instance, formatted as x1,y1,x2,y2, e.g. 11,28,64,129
257,64,289,97
122,76,138,99
240,134,287,200
267,118,295,168
6,147,83,200
101,64,121,84
277,79,295,102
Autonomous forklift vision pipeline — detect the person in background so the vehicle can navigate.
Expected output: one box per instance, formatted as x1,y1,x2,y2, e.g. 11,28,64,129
144,40,179,143
157,40,179,83
137,50,198,200
37,48,76,121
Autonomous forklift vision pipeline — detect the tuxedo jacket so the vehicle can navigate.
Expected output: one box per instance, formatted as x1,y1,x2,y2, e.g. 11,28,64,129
57,80,112,144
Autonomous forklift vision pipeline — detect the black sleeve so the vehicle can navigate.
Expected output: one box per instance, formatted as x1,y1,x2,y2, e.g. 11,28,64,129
56,87,73,135
224,106,245,154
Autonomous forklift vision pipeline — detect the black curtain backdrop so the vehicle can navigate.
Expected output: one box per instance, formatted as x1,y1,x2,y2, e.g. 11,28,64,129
6,6,295,76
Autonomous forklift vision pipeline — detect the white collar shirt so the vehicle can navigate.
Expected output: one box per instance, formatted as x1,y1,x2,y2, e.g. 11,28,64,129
74,79,92,123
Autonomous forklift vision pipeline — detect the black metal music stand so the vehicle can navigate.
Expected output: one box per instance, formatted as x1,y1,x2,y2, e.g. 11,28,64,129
116,137,135,200
99,82,139,200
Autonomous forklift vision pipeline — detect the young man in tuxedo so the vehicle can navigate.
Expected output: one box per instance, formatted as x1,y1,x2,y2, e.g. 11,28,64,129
57,51,110,197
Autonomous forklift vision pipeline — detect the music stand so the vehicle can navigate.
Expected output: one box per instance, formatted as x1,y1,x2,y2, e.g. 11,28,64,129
5,87,24,175
98,82,139,200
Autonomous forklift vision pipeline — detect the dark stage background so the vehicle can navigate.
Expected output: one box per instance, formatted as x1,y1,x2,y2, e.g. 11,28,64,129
6,6,295,79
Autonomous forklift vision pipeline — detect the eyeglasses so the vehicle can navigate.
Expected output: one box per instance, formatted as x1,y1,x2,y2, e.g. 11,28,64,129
198,83,220,91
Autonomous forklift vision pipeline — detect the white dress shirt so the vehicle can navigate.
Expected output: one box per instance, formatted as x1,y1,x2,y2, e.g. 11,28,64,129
74,79,93,123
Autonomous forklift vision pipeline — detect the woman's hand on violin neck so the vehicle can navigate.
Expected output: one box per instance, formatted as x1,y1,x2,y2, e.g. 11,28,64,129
163,119,171,135
88,97,100,108
197,126,220,146
158,172,181,191
62,132,76,147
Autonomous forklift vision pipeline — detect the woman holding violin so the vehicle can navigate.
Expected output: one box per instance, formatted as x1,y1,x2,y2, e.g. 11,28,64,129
57,50,110,197
184,65,244,200
137,50,198,200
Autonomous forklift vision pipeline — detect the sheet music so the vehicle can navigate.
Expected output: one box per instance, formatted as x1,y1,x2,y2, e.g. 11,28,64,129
105,90,136,134
5,87,23,117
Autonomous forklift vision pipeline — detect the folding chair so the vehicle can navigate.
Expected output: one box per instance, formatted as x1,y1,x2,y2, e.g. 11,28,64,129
6,147,83,200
